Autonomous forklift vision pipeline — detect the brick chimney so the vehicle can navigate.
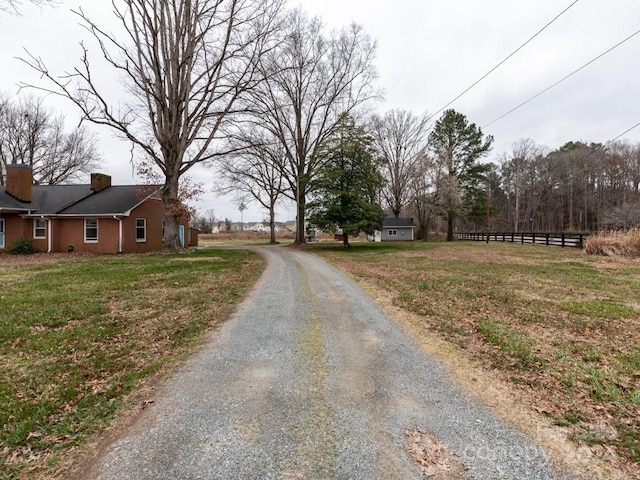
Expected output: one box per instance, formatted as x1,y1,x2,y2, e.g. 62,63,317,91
5,164,33,202
91,173,112,192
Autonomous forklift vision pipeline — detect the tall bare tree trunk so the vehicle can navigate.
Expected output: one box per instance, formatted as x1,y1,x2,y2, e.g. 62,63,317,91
296,194,306,244
269,201,277,244
447,212,454,241
162,171,182,250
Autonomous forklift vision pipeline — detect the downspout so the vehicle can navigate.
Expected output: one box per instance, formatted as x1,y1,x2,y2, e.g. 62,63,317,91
114,216,123,253
45,216,52,253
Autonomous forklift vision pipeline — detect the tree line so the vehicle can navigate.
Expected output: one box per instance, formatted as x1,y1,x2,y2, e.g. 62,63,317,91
490,139,640,233
7,0,639,248
219,104,640,242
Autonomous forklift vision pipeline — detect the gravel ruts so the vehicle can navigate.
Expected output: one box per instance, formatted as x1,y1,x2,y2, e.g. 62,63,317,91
86,247,574,479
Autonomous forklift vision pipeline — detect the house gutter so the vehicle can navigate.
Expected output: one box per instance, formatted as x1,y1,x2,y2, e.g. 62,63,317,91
4,208,32,214
29,213,128,218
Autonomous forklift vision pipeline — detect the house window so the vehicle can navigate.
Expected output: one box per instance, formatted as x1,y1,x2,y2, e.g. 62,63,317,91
84,218,98,243
34,218,46,239
388,229,397,236
0,219,4,248
136,218,147,242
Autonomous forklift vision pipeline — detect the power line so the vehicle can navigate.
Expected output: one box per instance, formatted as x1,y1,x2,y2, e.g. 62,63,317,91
558,121,640,163
483,27,640,129
606,121,640,145
428,0,581,122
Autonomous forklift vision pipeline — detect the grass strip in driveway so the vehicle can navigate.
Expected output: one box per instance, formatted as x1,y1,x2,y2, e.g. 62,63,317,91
308,240,640,478
0,248,264,480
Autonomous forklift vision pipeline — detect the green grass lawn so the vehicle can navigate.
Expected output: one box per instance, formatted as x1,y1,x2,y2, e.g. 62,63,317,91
3,240,639,477
310,240,640,473
0,249,264,480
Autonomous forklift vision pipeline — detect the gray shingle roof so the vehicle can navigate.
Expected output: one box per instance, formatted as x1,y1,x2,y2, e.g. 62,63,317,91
34,185,93,213
0,188,30,211
382,217,414,227
0,184,160,216
58,185,157,215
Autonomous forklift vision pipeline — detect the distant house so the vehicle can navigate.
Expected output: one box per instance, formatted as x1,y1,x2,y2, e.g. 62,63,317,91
251,222,267,233
0,164,193,254
375,217,415,242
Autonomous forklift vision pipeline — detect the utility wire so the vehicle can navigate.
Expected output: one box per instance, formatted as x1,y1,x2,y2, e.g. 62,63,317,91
483,27,640,129
606,121,640,145
557,121,640,163
428,0,581,122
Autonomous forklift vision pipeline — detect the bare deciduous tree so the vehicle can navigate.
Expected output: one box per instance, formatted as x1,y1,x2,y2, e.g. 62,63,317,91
409,152,436,240
490,138,640,233
498,138,545,232
0,94,100,185
217,131,286,243
370,109,430,217
21,0,283,249
191,208,217,233
0,0,57,15
247,9,378,243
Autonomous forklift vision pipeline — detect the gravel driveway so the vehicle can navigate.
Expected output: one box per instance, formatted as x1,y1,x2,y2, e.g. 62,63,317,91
85,246,573,479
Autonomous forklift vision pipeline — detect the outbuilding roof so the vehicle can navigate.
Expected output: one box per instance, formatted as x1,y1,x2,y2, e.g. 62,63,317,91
382,217,415,228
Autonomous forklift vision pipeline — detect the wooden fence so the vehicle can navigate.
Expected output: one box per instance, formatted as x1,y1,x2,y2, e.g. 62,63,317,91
455,232,591,249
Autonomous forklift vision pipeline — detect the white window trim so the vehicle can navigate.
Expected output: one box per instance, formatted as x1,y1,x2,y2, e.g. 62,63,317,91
136,218,147,243
388,229,397,236
0,218,4,249
84,218,99,243
34,218,46,239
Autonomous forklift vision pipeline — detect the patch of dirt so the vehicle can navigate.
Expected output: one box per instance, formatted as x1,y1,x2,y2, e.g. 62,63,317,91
398,245,536,263
0,252,96,267
333,269,630,480
169,256,222,262
405,428,467,479
201,231,295,241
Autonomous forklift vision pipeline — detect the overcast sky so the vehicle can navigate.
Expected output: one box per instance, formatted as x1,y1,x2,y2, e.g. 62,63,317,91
1,0,639,222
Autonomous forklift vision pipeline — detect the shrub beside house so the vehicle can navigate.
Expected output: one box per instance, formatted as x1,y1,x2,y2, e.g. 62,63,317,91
0,164,194,253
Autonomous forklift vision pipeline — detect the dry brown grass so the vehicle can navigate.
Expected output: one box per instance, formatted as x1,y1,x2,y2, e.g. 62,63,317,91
585,229,640,257
311,241,640,479
200,231,295,242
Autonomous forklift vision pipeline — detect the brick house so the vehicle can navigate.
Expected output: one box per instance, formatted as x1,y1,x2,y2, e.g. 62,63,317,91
0,164,194,253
